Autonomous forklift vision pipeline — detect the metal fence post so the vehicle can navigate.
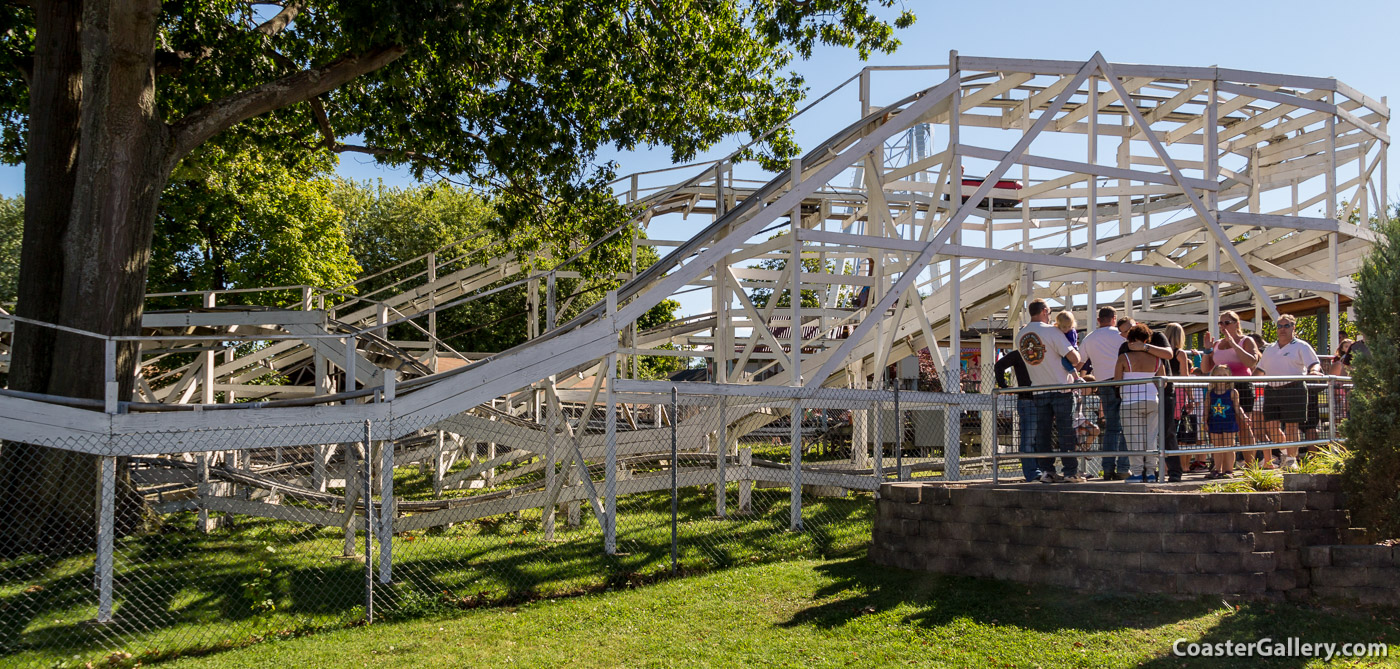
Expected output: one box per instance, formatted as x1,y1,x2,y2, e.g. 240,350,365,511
1157,377,1168,478
894,376,903,482
378,429,394,585
363,420,374,624
670,386,679,573
790,398,803,531
716,395,727,517
991,389,1000,485
1326,377,1338,442
96,455,116,623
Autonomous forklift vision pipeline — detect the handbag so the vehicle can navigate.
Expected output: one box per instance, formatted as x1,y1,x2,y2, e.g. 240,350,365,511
1176,413,1200,445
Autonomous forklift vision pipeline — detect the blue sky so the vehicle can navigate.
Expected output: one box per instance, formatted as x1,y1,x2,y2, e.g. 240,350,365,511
2,1,1394,203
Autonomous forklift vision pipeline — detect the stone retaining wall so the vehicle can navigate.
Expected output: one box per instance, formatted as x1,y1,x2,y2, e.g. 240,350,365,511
870,474,1395,602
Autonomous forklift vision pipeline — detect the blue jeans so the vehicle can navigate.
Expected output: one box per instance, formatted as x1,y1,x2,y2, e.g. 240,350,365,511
1098,386,1129,473
1033,391,1078,476
1016,397,1040,481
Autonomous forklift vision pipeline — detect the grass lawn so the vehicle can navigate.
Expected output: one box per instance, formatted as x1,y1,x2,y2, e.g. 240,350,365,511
161,555,1400,669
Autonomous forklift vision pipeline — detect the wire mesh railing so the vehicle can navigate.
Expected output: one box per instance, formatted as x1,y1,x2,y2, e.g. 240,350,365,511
991,375,1352,483
0,378,992,666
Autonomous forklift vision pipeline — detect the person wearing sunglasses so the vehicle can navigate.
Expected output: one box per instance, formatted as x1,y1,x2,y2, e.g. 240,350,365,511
1201,311,1262,469
1256,314,1321,470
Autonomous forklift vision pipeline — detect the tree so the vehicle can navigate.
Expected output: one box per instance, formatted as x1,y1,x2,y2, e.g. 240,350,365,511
0,194,19,305
152,144,360,305
1,0,913,554
1341,214,1400,539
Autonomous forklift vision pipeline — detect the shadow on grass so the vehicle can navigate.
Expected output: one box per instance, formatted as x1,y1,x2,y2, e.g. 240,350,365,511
780,557,1400,668
1,486,874,666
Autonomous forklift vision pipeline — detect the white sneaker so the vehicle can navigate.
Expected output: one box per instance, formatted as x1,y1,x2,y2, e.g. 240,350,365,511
1039,471,1064,483
1283,456,1298,471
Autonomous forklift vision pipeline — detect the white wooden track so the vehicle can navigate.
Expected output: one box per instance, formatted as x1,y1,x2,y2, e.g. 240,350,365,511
0,54,1385,530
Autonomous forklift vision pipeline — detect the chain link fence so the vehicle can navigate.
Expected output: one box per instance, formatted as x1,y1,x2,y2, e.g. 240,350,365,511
0,377,992,667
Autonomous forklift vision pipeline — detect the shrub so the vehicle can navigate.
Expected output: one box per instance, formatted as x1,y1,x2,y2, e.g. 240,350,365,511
1341,215,1400,539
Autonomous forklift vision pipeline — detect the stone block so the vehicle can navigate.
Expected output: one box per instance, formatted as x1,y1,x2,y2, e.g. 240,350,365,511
948,504,1000,525
1084,549,1142,572
1282,473,1342,492
1256,531,1288,553
1131,573,1185,594
1243,551,1277,572
1162,533,1214,554
997,507,1037,528
954,487,1003,508
1178,573,1232,595
1141,552,1198,574
1277,492,1307,512
1058,490,1113,512
882,482,923,504
922,485,955,506
1222,572,1268,594
1275,550,1301,570
933,521,974,542
1261,511,1297,532
1310,566,1370,588
1297,509,1351,530
1013,489,1067,511
914,503,955,522
1230,513,1270,533
1104,531,1164,553
1266,569,1300,592
1303,491,1341,511
1109,493,1178,514
1292,528,1341,548
966,540,1011,561
1245,494,1283,513
878,502,901,523
1330,545,1394,568
1309,586,1399,606
1177,513,1234,533
1109,512,1178,533
1342,527,1373,545
987,561,1034,583
1212,532,1256,553
1197,553,1245,574
1075,568,1125,591
1057,528,1107,550
1199,494,1253,514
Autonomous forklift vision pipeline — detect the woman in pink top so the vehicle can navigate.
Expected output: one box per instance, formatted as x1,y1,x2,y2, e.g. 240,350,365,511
1202,310,1263,467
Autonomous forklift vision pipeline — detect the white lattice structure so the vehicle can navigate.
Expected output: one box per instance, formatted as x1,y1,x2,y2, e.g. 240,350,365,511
0,53,1386,564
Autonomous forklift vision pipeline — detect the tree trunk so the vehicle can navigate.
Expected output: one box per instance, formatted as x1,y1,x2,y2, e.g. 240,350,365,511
0,0,166,557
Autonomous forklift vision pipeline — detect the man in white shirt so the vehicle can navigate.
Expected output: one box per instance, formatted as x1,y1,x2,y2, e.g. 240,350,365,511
1079,307,1129,479
1016,299,1083,482
1255,314,1321,466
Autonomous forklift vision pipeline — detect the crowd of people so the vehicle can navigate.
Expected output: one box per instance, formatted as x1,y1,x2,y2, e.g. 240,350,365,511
995,299,1355,484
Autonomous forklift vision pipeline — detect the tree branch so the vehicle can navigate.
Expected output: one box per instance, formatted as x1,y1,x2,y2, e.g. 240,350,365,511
167,44,406,162
254,2,302,36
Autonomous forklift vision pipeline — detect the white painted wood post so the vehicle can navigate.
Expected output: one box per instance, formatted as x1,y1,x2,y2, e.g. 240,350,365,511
202,293,216,406
944,49,963,483
344,335,357,394
790,157,803,387
604,352,618,554
789,399,803,531
427,251,438,368
96,455,116,623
